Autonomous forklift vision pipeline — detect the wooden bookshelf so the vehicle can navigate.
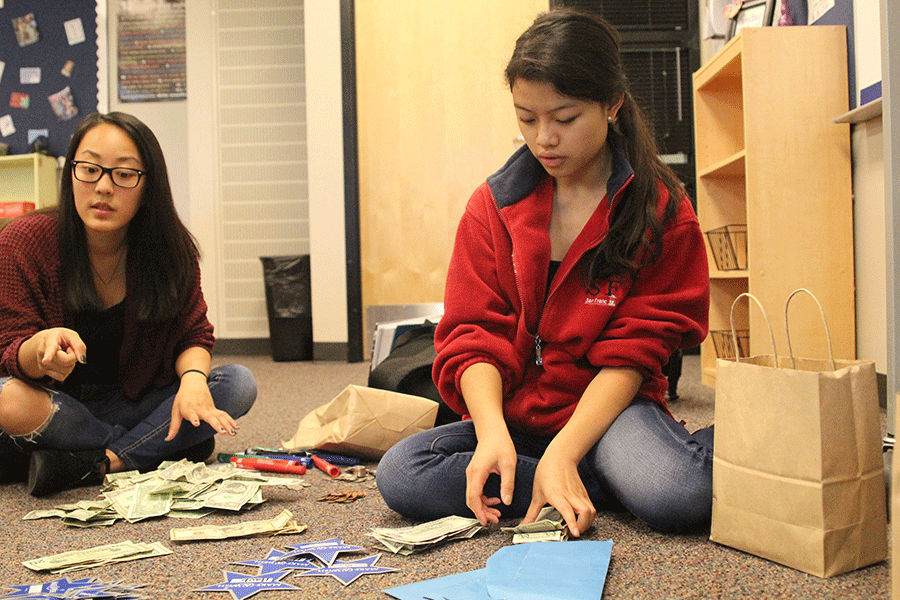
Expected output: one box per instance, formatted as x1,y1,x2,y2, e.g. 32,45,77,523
693,26,855,386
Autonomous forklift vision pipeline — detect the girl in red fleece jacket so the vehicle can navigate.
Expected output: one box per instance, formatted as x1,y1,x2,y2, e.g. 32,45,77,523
377,9,713,535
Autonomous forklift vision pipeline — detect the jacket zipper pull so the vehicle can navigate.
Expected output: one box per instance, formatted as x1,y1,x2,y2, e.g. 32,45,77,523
535,335,543,366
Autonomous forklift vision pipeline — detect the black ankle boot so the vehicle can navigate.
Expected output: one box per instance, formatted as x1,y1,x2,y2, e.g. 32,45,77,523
27,449,110,497
165,437,216,465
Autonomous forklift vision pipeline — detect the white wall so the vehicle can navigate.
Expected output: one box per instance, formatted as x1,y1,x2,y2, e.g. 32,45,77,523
117,0,348,347
303,0,348,346
105,1,190,221
849,2,886,373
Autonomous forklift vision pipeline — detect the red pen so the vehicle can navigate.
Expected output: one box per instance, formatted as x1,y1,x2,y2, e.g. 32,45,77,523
310,454,341,477
231,456,307,475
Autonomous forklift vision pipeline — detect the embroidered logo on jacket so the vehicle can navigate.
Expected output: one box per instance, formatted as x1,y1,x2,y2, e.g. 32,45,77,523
585,280,619,307
585,297,616,307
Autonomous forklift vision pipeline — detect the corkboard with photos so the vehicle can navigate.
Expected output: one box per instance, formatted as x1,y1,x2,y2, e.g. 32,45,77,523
0,0,100,157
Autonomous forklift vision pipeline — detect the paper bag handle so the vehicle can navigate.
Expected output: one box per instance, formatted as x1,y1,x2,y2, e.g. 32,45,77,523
729,292,778,364
784,288,836,370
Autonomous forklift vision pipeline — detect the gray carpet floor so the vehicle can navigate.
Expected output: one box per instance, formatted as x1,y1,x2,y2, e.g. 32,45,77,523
0,354,890,599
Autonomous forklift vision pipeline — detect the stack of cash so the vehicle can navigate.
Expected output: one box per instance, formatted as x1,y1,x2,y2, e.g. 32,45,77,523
22,540,172,574
22,499,121,528
22,459,307,527
500,506,569,543
367,515,483,555
169,508,307,542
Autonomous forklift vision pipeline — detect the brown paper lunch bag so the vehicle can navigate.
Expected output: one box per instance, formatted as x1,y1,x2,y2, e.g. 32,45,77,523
710,290,887,578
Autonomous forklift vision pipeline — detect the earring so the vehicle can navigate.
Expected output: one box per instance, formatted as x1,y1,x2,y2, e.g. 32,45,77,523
607,116,613,122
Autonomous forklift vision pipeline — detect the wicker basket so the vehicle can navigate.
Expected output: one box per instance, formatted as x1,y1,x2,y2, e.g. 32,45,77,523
711,329,750,359
706,225,747,271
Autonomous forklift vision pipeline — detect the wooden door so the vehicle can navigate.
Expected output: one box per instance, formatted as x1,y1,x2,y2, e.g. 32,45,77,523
355,1,548,316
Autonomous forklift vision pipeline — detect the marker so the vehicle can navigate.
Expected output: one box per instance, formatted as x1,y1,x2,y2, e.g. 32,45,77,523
245,446,308,456
310,454,341,477
230,457,307,475
218,452,310,466
244,446,361,466
309,451,361,466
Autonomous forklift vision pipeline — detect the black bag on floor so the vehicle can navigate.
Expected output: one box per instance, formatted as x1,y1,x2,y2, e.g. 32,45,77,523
367,322,460,427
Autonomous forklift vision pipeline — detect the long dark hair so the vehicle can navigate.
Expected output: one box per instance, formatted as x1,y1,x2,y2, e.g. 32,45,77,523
505,9,684,287
59,111,200,322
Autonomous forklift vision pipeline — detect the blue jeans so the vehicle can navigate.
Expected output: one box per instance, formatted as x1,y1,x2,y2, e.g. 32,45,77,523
0,364,256,472
377,398,714,533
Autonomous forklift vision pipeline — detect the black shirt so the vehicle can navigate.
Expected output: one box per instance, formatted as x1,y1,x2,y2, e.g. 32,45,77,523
61,301,126,394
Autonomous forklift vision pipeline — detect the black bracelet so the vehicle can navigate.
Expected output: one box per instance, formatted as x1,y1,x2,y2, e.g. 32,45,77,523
181,369,208,379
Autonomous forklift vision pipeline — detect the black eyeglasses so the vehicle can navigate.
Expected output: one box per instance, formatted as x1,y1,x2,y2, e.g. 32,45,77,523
72,161,145,189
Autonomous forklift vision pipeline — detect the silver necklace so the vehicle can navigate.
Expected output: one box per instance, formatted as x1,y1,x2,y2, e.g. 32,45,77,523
91,250,125,286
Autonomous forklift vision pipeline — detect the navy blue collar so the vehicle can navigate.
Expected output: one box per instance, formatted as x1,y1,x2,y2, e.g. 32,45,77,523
487,135,634,210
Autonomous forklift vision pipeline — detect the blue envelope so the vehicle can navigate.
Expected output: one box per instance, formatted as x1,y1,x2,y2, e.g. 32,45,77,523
383,569,487,600
384,540,613,600
486,541,613,599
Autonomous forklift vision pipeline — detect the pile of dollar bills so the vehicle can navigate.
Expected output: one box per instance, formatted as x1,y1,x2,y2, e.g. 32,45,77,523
22,459,307,527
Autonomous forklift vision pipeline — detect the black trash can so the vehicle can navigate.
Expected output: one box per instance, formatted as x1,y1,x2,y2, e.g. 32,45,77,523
260,255,313,361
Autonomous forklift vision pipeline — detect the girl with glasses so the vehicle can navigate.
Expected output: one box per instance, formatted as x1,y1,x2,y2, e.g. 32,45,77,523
377,9,714,536
0,112,257,496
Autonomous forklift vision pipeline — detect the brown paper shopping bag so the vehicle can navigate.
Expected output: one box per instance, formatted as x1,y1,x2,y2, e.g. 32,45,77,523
710,290,887,578
282,384,438,460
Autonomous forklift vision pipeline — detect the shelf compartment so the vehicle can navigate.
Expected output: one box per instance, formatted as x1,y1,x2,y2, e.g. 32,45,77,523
697,150,745,179
693,34,743,92
693,38,744,172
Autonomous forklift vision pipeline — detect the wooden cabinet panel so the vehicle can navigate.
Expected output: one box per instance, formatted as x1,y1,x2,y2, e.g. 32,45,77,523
355,1,547,313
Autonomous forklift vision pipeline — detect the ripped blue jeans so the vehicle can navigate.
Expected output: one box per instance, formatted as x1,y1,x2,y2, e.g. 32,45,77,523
0,364,256,473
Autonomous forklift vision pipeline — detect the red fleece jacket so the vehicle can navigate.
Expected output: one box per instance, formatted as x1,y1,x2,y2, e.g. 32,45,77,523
0,212,215,400
433,145,709,436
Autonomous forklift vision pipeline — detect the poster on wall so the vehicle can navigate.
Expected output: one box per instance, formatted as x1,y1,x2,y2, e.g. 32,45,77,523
117,0,186,102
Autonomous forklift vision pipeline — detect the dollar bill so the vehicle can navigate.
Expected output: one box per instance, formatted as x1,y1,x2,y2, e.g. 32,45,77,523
167,508,215,519
61,516,119,529
367,515,483,555
126,482,174,522
22,509,70,520
23,540,172,573
201,480,261,511
512,530,568,544
103,487,137,520
501,506,569,543
102,469,142,487
61,508,110,523
56,500,112,512
24,501,119,526
53,541,173,574
169,508,299,542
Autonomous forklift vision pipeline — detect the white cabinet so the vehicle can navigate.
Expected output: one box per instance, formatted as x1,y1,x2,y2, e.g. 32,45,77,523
0,153,59,209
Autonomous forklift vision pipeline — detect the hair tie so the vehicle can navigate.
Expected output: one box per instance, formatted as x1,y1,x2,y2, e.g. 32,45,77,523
181,369,208,379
